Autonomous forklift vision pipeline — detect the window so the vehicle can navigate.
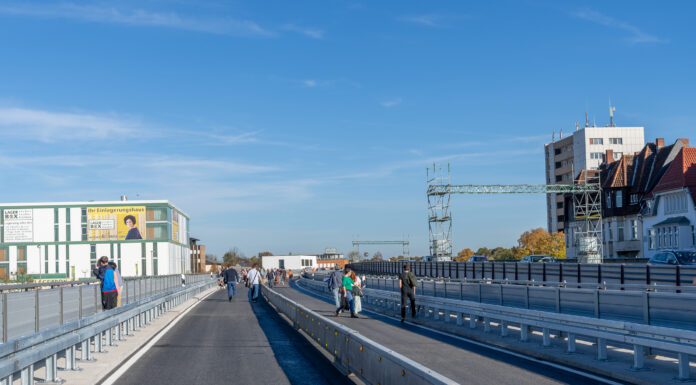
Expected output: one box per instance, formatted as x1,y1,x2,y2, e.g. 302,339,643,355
609,138,623,145
630,194,639,205
648,229,655,249
590,138,604,145
606,193,612,209
614,152,623,159
608,223,613,241
554,148,561,155
675,226,679,248
664,193,687,214
556,202,563,209
555,162,561,169
616,191,623,208
668,227,673,247
617,221,625,242
590,152,605,160
631,220,638,240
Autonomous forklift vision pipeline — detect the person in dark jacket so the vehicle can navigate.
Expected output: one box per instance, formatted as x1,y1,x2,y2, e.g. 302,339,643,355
123,215,142,240
399,263,418,322
328,268,343,309
222,266,239,301
266,269,275,288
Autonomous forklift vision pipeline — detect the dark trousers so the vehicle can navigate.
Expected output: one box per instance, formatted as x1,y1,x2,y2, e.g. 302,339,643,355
103,291,118,310
400,290,416,319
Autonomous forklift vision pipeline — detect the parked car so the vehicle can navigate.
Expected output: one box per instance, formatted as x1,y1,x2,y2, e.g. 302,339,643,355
520,255,557,263
467,255,488,262
648,250,696,265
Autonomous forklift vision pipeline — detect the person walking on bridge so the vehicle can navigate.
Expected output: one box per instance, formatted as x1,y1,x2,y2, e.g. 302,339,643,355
247,264,262,303
335,268,358,318
328,268,343,310
266,268,275,288
222,266,239,301
399,263,418,323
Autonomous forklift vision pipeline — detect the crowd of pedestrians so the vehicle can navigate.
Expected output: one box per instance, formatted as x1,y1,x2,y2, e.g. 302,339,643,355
215,264,292,303
329,267,365,319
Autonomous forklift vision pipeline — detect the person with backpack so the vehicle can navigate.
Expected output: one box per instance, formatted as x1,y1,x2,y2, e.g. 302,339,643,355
101,261,120,310
398,263,418,323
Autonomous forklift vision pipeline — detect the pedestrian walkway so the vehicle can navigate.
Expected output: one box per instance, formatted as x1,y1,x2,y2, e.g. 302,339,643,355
114,285,351,385
279,281,612,385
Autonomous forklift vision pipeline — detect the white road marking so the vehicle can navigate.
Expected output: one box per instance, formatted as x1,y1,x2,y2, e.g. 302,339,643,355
101,288,217,385
291,281,623,385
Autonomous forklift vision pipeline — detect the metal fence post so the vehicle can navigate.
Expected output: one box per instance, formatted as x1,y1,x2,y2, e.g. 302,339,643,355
35,289,39,332
59,287,64,325
79,286,83,319
2,293,7,343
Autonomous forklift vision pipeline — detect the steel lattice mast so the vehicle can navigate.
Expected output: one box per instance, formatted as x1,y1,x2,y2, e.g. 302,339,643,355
426,164,603,262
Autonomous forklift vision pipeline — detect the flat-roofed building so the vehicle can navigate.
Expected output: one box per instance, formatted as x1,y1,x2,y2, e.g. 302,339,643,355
0,199,190,280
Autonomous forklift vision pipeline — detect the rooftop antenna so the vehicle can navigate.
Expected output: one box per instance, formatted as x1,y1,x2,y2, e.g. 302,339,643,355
608,99,616,127
560,128,563,139
584,108,589,128
576,121,580,130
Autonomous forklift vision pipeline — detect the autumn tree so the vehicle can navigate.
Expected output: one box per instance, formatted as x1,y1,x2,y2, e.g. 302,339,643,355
348,250,361,262
454,248,474,262
223,248,246,267
373,251,383,260
515,228,566,259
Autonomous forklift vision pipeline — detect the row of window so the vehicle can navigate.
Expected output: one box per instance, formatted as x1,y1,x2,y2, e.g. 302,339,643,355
300,259,313,267
647,226,696,249
554,159,573,169
663,193,688,215
589,138,623,145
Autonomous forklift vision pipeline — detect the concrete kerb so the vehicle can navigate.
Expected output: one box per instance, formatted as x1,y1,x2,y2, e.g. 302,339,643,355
296,277,695,385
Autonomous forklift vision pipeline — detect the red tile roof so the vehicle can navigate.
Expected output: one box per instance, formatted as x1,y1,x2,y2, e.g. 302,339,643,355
652,148,696,202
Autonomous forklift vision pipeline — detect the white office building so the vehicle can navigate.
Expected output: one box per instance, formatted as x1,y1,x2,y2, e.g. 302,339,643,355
262,255,317,270
545,119,645,233
0,200,190,280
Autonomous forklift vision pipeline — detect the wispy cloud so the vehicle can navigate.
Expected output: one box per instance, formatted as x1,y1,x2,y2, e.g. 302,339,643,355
0,3,274,37
381,98,402,108
0,107,143,142
399,14,446,27
281,24,324,39
572,9,666,44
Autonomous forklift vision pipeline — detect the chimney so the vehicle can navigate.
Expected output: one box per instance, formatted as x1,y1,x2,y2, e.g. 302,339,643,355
605,149,614,164
656,138,665,148
678,138,690,147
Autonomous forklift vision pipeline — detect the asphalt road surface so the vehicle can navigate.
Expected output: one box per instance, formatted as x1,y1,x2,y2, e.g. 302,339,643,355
113,285,353,385
283,280,623,385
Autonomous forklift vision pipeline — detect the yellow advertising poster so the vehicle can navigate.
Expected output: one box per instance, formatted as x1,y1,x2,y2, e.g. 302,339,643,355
172,210,179,243
87,206,146,241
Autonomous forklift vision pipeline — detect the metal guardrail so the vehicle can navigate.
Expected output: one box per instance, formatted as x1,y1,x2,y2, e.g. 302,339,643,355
261,284,457,385
0,277,217,385
346,275,696,331
0,274,208,343
297,277,696,382
349,261,696,287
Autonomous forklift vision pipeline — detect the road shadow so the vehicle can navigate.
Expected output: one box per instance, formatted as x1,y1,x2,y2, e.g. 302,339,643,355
250,289,352,385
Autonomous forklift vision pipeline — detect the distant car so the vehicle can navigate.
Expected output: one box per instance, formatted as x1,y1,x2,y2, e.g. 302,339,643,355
648,250,696,265
520,255,557,263
467,255,488,262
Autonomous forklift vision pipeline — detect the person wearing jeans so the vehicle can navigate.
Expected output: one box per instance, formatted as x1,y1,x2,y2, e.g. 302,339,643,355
222,266,239,301
335,268,357,318
328,268,343,309
247,264,261,303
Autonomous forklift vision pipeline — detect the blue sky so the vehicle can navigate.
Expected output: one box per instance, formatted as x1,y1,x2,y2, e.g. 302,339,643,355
0,1,693,258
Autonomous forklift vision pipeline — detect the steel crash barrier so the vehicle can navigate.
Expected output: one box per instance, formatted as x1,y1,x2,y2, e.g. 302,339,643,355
348,261,696,287
297,277,696,382
0,277,217,385
0,274,208,343
260,285,457,385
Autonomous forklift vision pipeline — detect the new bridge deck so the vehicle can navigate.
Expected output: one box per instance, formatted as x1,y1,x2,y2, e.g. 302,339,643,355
113,286,351,385
278,281,612,385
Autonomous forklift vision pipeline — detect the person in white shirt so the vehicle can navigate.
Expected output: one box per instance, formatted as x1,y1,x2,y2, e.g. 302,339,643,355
247,264,262,303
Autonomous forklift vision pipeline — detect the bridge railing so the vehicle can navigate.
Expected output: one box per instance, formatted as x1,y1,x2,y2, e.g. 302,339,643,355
0,274,208,344
297,277,696,381
0,277,216,385
348,261,696,287
261,284,457,385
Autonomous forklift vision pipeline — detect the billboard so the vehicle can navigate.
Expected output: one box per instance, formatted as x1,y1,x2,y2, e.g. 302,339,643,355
3,209,33,242
87,206,146,241
171,210,179,243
